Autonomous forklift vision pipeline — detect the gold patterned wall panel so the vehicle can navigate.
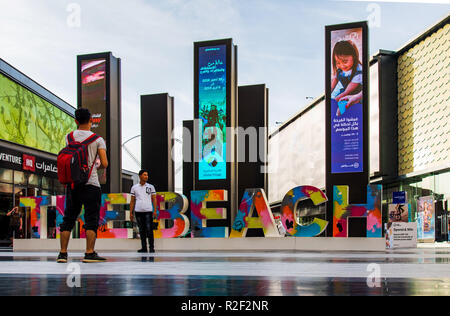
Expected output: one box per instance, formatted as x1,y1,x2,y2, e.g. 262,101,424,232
398,24,450,176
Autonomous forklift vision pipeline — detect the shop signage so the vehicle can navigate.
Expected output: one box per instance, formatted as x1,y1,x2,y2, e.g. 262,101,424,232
0,146,58,178
393,191,407,204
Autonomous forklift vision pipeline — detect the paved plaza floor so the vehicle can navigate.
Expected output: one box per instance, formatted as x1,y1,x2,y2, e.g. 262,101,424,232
0,247,449,296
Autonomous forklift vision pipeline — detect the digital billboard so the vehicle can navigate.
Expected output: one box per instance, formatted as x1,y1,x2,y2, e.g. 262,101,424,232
329,27,364,174
0,73,75,154
80,58,107,185
325,22,369,237
198,45,227,181
80,58,107,139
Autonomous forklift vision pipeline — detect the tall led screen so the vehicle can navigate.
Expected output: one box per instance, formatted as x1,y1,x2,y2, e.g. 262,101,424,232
0,73,76,154
80,58,107,184
81,58,107,139
329,27,364,174
198,45,227,180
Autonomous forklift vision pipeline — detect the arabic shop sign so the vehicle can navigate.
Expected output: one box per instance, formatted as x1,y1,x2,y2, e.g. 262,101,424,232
0,146,58,177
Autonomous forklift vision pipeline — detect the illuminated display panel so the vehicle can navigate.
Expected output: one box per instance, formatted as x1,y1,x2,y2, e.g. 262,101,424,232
329,27,364,174
198,45,227,181
80,58,107,185
0,73,76,154
80,58,107,139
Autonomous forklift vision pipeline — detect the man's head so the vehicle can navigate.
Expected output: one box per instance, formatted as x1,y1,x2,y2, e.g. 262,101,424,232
75,108,92,127
139,169,149,183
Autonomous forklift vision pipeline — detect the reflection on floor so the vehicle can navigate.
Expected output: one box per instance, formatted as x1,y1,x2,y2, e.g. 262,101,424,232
0,248,449,296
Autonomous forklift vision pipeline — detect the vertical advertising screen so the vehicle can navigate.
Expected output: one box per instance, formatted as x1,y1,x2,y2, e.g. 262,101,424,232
417,196,435,242
329,27,364,174
81,58,107,138
198,45,227,181
80,58,107,184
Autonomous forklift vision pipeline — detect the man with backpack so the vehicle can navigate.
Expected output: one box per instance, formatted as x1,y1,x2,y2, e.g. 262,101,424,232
57,108,108,263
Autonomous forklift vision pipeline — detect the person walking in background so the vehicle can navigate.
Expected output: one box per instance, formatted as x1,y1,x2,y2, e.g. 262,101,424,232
7,206,23,243
57,108,108,263
130,170,157,253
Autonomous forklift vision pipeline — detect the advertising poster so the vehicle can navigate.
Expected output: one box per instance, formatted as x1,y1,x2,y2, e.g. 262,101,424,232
388,203,410,223
386,222,417,249
80,58,107,184
417,196,435,242
81,58,107,138
0,74,75,154
329,27,364,174
198,45,227,180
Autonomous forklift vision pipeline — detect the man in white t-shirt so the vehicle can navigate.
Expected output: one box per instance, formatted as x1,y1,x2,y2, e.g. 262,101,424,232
57,108,108,263
130,170,157,253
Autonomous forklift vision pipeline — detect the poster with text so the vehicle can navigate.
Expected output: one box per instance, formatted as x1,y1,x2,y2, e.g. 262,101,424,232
386,222,417,249
330,27,364,174
198,45,227,181
417,196,435,242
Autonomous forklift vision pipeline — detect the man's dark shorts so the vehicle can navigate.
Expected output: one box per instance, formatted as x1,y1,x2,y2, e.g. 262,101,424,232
60,185,102,233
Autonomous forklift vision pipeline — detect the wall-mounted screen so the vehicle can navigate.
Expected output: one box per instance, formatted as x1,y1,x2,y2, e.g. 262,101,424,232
0,73,75,154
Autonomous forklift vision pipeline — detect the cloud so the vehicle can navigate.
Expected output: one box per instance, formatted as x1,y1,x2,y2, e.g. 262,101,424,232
1,0,448,176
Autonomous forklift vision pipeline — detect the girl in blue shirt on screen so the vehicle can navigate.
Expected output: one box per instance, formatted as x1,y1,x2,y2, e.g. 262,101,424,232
331,40,363,116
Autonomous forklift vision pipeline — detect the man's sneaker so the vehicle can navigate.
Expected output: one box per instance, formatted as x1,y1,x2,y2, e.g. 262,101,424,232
57,252,68,263
149,249,155,253
137,248,148,253
82,252,107,263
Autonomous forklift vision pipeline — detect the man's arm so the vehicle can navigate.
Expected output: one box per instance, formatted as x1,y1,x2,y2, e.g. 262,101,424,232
130,195,136,222
97,148,108,169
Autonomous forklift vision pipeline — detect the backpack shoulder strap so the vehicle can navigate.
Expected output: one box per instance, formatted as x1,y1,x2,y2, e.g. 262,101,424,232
81,133,100,145
67,132,75,144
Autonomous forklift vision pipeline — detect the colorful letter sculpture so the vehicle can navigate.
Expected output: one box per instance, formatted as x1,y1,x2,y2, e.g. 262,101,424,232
20,196,65,239
154,192,190,238
333,185,383,237
190,190,228,238
93,193,133,239
280,186,329,237
230,189,279,238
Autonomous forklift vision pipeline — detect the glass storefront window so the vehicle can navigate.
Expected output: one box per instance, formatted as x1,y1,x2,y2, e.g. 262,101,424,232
42,177,52,190
54,181,65,196
0,168,13,183
14,171,26,185
435,172,450,201
0,183,13,195
0,183,14,240
28,174,41,187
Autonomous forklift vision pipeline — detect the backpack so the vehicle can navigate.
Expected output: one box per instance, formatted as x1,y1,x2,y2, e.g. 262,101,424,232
57,131,100,188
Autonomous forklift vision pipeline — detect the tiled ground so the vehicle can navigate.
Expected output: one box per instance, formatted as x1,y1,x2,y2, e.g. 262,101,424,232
0,247,449,296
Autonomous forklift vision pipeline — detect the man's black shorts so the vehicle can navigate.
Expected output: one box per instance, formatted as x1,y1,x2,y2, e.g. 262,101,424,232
60,185,102,233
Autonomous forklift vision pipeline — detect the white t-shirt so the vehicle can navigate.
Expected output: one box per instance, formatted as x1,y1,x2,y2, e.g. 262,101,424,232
65,130,107,188
131,183,156,212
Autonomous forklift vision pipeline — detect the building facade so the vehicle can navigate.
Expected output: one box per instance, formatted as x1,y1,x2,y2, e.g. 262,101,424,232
268,16,449,238
0,58,76,244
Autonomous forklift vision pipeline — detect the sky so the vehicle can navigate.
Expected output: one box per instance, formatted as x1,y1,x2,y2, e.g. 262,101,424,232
0,0,448,190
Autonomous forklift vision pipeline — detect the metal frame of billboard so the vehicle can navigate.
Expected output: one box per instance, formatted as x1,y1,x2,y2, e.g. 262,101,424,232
77,52,122,194
325,21,370,236
193,38,238,227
